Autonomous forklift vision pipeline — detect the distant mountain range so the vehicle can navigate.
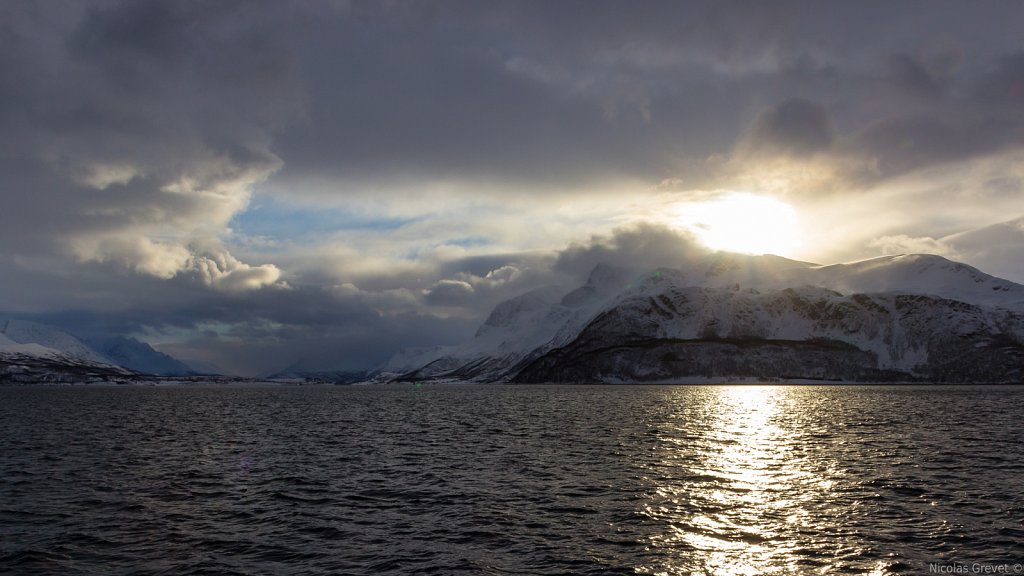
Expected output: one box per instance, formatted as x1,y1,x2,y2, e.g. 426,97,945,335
0,319,195,384
374,253,1024,384
264,362,368,384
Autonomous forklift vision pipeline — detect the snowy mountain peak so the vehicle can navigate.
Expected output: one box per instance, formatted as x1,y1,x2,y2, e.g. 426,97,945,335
0,336,68,360
1,319,112,365
385,251,1024,384
585,263,627,287
807,253,1024,307
476,285,564,336
0,320,142,383
1,319,198,382
369,345,452,379
90,336,194,376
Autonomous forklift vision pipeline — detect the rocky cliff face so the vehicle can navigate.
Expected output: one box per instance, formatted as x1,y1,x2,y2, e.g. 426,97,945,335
383,253,1024,383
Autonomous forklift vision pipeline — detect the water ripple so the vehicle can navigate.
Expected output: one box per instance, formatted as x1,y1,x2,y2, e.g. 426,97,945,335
1,384,1022,575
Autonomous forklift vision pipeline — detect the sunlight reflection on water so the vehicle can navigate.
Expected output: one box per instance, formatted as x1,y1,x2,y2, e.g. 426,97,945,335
2,385,1021,575
641,386,847,575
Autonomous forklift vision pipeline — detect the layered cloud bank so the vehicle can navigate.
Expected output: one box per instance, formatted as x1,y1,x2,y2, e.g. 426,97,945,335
1,1,1023,373
1,2,293,292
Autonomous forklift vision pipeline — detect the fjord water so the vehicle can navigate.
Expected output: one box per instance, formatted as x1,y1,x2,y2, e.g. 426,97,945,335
1,385,1022,575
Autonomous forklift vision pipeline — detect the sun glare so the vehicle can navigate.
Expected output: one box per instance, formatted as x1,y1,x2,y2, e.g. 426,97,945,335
675,192,802,256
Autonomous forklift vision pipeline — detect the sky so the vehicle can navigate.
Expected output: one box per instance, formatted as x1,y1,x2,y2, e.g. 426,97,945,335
2,0,1024,375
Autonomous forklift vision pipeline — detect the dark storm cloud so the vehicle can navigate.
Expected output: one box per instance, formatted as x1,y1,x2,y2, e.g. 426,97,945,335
7,0,1024,200
738,98,833,158
0,0,300,287
67,0,301,134
268,1,842,187
0,1,298,169
975,52,1024,105
887,54,946,100
847,114,1011,180
252,0,1024,198
836,51,1024,184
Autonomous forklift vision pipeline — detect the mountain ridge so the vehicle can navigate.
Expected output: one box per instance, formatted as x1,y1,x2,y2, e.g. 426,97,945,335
0,320,195,383
87,336,195,376
378,252,1024,384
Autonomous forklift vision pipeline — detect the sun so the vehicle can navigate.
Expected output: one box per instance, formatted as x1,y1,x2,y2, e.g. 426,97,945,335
674,192,802,256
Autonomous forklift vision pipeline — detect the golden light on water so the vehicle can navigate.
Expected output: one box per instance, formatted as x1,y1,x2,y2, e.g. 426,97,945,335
673,193,802,256
641,386,844,576
680,386,795,575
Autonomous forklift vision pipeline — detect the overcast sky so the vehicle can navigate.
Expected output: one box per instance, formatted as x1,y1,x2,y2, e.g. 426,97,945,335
2,1,1023,374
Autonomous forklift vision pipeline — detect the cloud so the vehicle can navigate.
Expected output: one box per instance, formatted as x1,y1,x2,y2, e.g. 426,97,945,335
417,263,554,313
422,280,475,307
833,50,1024,186
554,223,708,281
862,217,1024,285
887,53,946,100
738,98,833,158
867,235,959,259
975,52,1024,106
188,247,284,293
3,1,1024,375
698,43,1024,203
0,1,300,291
4,223,713,374
69,236,192,280
78,163,142,190
422,267,529,309
931,217,1024,283
481,265,522,285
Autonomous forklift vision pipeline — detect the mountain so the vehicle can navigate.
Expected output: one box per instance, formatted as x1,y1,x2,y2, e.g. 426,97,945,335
0,320,136,384
1,319,112,364
88,336,195,376
265,361,367,384
793,254,1024,307
0,319,199,383
386,253,1024,384
367,345,452,381
399,275,627,382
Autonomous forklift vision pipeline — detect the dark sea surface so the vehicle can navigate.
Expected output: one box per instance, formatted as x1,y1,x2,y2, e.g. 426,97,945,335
1,384,1023,575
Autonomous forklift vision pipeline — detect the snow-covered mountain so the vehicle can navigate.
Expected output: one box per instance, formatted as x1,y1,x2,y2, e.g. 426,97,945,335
793,254,1024,307
0,320,194,383
367,345,452,381
1,319,112,364
88,336,194,376
0,320,137,383
399,270,630,382
386,253,1024,384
